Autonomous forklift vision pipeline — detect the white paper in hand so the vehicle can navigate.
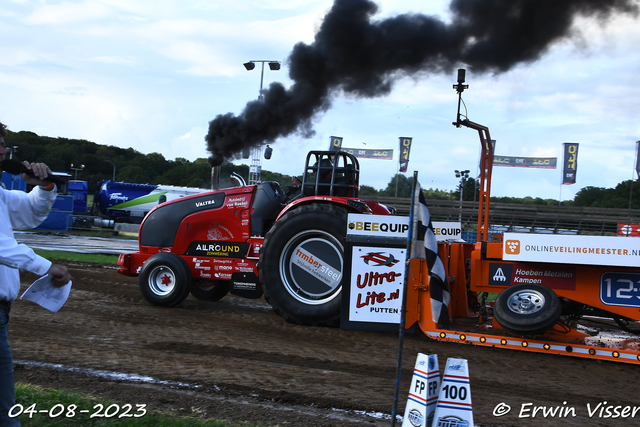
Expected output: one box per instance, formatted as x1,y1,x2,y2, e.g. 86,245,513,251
20,275,72,312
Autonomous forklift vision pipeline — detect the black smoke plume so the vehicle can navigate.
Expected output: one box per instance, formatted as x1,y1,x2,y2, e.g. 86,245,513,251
205,0,638,166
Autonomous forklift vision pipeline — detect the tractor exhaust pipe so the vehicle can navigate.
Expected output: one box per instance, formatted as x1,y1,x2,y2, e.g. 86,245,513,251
211,166,220,190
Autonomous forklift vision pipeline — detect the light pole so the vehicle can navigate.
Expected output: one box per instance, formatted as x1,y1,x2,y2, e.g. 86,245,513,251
243,60,281,184
455,169,470,222
630,140,640,210
70,163,85,180
243,60,281,99
6,146,17,159
105,160,116,181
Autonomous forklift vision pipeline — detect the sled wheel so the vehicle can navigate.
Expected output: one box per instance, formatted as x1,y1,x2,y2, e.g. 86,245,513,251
138,253,192,307
259,203,347,326
493,284,561,335
190,281,231,301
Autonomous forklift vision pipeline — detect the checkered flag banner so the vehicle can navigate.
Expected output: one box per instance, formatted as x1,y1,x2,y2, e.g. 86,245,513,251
411,182,451,327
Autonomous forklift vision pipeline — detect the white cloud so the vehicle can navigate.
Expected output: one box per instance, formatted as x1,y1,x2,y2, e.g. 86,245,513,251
23,0,115,25
89,56,139,66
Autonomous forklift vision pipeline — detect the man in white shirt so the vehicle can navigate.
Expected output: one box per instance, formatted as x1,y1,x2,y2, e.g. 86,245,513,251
0,121,71,426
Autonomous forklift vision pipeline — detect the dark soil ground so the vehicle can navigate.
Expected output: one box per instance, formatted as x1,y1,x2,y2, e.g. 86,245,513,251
9,261,640,426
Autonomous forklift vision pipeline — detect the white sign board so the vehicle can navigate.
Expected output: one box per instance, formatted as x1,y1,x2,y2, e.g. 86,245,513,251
347,214,409,238
432,222,462,241
503,233,640,267
345,214,463,326
348,246,406,324
347,214,461,242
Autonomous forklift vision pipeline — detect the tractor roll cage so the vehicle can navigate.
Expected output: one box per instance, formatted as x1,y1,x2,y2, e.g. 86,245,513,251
301,151,360,198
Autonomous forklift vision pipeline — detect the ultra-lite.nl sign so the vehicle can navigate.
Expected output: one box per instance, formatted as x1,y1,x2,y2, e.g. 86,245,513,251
344,215,463,329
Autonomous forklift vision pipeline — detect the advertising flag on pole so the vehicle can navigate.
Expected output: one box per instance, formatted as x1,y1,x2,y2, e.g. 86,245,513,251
329,136,343,151
399,137,413,173
562,143,579,185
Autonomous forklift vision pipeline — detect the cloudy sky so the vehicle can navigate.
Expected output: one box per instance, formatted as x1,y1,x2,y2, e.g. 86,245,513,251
1,0,639,200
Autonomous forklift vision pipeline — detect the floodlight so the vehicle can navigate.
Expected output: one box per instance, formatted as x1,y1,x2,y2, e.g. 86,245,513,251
457,69,466,84
243,61,255,71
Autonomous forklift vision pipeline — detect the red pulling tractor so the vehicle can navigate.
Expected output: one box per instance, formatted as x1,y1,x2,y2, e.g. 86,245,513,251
117,150,393,326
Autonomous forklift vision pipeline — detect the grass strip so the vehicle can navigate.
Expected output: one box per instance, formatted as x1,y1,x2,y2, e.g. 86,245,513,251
15,383,263,427
34,250,119,265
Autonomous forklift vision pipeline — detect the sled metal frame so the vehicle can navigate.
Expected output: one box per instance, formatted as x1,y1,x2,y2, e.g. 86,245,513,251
404,112,640,365
406,255,640,365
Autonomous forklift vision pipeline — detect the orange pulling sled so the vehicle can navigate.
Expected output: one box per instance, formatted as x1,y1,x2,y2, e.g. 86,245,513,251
404,71,640,365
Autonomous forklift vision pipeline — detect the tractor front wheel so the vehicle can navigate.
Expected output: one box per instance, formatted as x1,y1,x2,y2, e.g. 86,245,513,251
138,253,192,307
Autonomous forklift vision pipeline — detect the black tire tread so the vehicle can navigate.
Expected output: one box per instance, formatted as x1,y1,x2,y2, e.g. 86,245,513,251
258,203,347,326
190,281,231,301
493,284,561,335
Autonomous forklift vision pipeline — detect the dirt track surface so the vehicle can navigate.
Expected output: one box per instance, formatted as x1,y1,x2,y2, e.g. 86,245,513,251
9,260,640,426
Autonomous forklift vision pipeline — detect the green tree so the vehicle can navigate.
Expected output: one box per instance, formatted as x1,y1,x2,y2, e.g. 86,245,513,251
491,195,562,205
574,186,609,207
423,187,454,200
358,185,379,196
381,174,413,197
7,127,638,210
569,181,640,209
453,177,479,201
606,180,640,209
158,160,211,188
118,165,152,184
3,131,39,161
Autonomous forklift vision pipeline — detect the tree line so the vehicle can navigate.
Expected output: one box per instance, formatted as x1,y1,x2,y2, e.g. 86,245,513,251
4,130,637,208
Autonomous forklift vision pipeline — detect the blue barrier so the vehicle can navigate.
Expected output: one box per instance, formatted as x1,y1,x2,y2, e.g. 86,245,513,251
461,231,476,243
37,195,74,231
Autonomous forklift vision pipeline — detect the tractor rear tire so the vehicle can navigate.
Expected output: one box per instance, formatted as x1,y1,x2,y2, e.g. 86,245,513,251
493,284,561,335
259,204,347,326
138,253,192,307
190,281,231,301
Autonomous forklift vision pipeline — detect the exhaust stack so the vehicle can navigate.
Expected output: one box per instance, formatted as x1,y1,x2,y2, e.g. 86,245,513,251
211,166,220,191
